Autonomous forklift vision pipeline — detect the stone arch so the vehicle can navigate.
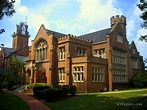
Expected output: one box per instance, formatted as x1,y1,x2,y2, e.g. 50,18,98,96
34,39,48,61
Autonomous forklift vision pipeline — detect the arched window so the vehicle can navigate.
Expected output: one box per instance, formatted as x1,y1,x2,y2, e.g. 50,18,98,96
35,39,48,61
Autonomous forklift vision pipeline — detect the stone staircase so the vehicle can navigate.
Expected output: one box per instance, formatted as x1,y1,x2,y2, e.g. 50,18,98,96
14,84,29,92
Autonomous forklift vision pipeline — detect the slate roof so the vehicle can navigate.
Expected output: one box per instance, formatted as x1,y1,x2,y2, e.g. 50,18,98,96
79,28,111,43
16,55,29,62
46,29,65,38
3,47,16,57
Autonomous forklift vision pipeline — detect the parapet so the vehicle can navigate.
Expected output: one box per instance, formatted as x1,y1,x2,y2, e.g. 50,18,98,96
110,15,126,27
58,34,92,46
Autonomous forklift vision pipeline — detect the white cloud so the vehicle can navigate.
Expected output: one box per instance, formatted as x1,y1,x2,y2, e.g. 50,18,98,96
77,0,123,27
125,0,147,59
127,20,135,39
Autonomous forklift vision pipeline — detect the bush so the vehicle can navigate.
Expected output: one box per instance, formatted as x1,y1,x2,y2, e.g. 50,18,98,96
44,88,57,101
32,83,52,97
37,90,45,99
61,85,70,96
0,84,3,92
56,88,64,99
54,85,61,88
29,83,52,89
69,85,77,96
7,81,16,90
130,73,147,88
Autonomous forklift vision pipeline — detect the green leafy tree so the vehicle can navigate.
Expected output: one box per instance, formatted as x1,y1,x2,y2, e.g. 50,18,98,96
0,0,15,34
2,57,24,90
137,0,147,42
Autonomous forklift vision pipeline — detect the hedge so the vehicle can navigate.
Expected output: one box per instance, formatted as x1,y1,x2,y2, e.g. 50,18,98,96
44,88,57,101
69,85,77,96
29,83,52,89
31,83,52,97
32,84,77,101
130,73,147,88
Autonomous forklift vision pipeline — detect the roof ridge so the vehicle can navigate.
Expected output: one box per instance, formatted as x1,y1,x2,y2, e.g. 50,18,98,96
79,28,111,37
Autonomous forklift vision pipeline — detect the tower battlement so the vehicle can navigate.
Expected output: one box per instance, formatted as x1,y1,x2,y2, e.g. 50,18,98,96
58,34,92,46
110,15,126,27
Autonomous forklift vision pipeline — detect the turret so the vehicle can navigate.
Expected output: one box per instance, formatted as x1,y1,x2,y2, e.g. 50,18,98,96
110,15,126,33
12,22,30,50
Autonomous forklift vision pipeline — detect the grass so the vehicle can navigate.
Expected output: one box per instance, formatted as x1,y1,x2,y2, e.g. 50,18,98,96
45,89,147,110
0,91,30,110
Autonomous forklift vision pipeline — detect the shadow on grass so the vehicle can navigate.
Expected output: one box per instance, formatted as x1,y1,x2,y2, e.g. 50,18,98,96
45,91,147,110
0,91,30,110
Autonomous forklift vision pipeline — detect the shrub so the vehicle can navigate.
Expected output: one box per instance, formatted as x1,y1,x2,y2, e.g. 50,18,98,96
56,88,64,99
0,84,3,92
61,85,70,96
44,88,57,101
7,81,16,90
130,73,147,88
36,90,45,99
69,85,77,96
29,83,52,89
32,83,52,96
54,85,61,88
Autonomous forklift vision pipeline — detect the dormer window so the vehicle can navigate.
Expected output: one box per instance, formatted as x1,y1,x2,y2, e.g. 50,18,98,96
117,35,123,43
133,49,135,54
21,25,26,35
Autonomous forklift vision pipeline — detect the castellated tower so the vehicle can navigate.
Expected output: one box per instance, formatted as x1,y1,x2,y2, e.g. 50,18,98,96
110,15,126,34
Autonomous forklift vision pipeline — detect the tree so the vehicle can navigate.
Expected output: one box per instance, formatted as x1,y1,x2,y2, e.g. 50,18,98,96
0,0,15,34
2,57,24,90
137,0,147,42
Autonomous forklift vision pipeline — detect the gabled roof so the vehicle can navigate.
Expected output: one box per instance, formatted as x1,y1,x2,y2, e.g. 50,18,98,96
79,28,111,43
129,41,138,51
16,55,29,62
3,47,16,57
46,29,65,38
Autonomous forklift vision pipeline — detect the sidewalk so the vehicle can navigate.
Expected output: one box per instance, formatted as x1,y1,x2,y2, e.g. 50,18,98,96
4,90,52,110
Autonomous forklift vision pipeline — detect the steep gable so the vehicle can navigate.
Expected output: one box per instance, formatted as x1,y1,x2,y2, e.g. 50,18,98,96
34,25,65,42
109,22,128,50
46,29,65,38
129,41,139,57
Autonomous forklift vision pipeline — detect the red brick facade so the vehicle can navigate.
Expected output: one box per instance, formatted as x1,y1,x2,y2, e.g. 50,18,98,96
0,16,144,92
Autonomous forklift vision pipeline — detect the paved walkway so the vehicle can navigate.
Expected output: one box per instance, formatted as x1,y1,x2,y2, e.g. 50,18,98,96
4,90,52,110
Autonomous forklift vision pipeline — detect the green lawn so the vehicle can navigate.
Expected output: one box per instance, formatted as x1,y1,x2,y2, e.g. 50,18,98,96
0,91,30,110
45,89,147,110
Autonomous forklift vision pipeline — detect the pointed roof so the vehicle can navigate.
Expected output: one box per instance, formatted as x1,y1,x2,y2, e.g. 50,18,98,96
129,41,137,50
3,47,16,57
79,28,111,43
16,55,29,62
46,29,65,38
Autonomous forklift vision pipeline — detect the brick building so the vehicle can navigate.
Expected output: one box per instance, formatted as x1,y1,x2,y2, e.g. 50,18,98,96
0,22,29,70
0,15,144,92
22,15,144,92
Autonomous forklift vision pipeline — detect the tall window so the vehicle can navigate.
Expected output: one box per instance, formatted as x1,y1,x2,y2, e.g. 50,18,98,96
112,49,127,83
35,39,48,62
77,47,87,56
93,48,106,58
58,68,65,82
132,58,138,69
59,46,65,60
117,35,123,43
73,66,84,82
92,67,105,82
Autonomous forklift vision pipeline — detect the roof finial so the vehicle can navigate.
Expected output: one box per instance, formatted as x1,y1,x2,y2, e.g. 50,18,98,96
25,16,27,25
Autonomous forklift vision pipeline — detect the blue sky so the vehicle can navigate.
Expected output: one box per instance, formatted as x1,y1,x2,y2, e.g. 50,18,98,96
0,0,147,62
